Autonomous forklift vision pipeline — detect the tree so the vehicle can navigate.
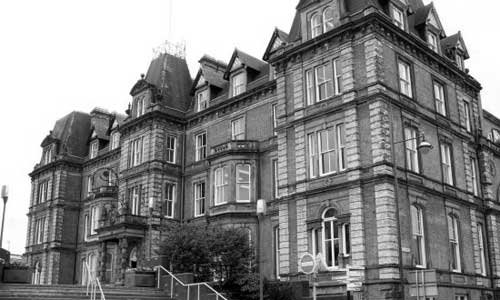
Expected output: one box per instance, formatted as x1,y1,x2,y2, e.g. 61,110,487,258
158,222,258,299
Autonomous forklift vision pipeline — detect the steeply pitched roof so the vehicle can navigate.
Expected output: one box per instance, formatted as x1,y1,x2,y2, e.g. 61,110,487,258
441,32,469,59
191,55,228,94
224,49,268,80
263,28,290,61
49,111,92,157
133,53,193,112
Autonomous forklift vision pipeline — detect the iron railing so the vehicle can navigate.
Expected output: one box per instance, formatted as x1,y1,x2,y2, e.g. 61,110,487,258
84,261,106,300
155,265,228,300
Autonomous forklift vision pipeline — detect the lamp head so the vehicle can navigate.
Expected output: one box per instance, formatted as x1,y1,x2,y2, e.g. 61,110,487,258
417,136,433,155
256,199,267,216
1,185,8,200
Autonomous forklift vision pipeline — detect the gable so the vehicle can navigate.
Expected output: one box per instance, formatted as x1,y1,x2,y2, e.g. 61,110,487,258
427,8,444,33
196,74,206,88
231,57,243,71
271,37,284,52
111,120,118,130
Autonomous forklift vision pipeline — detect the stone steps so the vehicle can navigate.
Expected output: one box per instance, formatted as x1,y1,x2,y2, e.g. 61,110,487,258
0,284,172,300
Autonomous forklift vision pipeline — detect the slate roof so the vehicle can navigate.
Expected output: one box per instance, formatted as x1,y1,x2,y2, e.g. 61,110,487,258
224,49,268,80
441,32,469,58
49,111,92,158
143,53,193,112
413,3,433,27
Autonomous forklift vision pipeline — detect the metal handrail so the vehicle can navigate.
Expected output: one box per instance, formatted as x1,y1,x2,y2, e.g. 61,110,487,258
84,262,106,300
154,265,228,300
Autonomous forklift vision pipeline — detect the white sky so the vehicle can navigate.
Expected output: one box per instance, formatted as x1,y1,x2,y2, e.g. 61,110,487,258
0,0,498,255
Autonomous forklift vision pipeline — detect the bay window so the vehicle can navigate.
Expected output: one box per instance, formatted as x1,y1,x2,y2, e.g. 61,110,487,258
236,164,251,202
214,166,229,205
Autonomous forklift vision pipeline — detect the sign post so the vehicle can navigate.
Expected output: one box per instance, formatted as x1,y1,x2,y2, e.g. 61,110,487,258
299,253,317,300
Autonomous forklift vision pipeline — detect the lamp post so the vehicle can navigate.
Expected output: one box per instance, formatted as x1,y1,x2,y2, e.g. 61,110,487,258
256,199,267,300
0,185,8,249
388,104,433,299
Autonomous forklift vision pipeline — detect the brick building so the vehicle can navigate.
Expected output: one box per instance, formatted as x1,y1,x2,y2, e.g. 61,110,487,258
24,0,500,299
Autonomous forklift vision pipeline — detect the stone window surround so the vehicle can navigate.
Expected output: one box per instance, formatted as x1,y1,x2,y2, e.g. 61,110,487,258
396,55,414,99
304,58,342,106
438,135,456,186
432,77,448,117
307,5,335,39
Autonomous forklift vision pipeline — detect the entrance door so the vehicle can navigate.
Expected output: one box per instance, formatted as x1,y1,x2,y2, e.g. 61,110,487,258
88,253,97,280
32,261,41,284
81,259,88,286
104,252,113,283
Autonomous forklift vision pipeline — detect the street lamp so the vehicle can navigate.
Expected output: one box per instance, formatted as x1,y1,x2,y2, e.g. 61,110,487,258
0,185,9,249
256,199,267,300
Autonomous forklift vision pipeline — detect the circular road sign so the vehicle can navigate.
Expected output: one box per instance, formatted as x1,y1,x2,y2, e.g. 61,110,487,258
299,253,316,275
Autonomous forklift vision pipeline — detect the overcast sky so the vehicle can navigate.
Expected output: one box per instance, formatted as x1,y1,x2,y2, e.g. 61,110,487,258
0,0,498,255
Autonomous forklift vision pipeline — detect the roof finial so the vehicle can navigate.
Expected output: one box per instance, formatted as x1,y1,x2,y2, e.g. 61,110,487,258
140,73,145,80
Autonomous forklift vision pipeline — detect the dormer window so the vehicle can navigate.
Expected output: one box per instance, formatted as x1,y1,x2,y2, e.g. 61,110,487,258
135,96,145,117
43,145,54,165
110,132,120,150
197,89,209,112
232,72,246,97
90,141,98,159
391,5,405,30
323,8,334,33
456,53,465,71
427,31,439,53
310,7,334,39
311,13,322,38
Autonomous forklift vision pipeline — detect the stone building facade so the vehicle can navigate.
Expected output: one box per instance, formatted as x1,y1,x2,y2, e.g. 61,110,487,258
24,0,500,299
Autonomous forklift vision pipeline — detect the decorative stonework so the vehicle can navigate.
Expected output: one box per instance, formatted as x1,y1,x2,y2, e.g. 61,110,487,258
369,101,392,175
278,202,290,275
374,183,399,279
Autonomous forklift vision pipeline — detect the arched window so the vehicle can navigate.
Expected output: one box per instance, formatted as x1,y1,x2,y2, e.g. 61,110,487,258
447,214,461,272
323,7,334,32
311,13,322,38
129,247,138,268
322,208,340,268
32,261,42,285
410,205,426,268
